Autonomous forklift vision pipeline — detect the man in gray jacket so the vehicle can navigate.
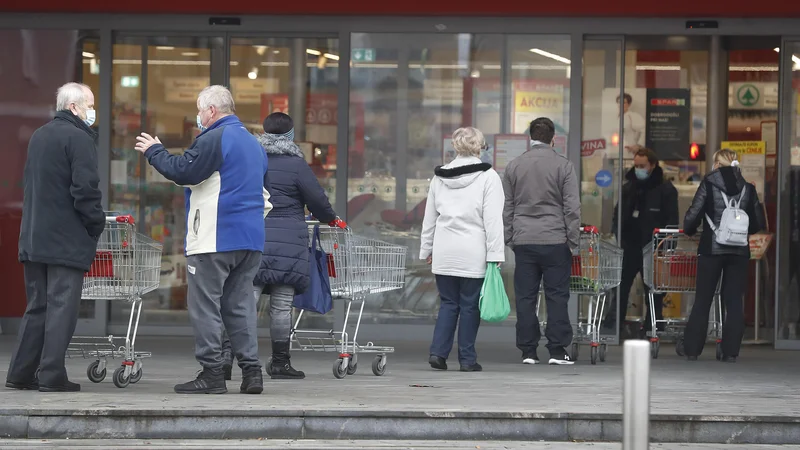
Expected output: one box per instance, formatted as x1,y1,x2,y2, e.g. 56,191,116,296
502,117,580,365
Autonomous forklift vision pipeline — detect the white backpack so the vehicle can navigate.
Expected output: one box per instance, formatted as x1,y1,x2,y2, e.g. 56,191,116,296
705,187,749,247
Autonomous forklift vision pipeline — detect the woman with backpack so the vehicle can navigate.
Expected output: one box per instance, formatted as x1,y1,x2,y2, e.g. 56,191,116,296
682,149,766,362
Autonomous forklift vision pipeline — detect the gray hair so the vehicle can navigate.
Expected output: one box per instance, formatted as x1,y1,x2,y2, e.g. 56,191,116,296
56,82,91,111
197,85,235,114
451,127,485,158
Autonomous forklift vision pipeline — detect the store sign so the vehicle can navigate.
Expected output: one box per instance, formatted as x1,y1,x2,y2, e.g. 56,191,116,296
230,78,280,105
722,140,766,199
749,233,774,261
645,88,691,161
164,77,207,103
352,48,376,63
581,138,606,157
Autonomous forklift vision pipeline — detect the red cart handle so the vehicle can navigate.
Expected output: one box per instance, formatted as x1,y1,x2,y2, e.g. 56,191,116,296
580,225,599,234
106,214,135,225
653,228,683,234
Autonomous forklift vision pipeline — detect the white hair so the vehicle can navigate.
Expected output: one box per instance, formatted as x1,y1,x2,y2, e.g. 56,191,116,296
197,85,235,114
56,82,91,111
451,127,485,158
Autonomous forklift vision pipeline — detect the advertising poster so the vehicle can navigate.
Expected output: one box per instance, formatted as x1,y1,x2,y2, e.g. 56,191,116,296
722,140,766,199
645,88,692,161
600,88,647,160
494,134,530,174
512,81,566,135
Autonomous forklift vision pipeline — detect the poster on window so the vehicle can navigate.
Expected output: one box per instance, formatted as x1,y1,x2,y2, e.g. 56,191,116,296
645,88,692,161
599,88,647,160
512,81,567,135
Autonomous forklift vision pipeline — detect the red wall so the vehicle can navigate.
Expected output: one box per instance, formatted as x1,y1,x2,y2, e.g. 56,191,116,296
4,0,800,17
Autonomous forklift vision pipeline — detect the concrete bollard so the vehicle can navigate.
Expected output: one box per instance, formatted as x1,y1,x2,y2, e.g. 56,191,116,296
623,340,651,450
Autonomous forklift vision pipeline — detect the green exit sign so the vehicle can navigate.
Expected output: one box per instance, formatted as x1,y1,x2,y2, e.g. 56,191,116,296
352,48,376,63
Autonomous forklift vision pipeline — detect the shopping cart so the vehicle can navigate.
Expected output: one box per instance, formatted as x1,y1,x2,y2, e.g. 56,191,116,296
281,221,407,379
642,229,722,359
66,214,162,388
535,226,623,365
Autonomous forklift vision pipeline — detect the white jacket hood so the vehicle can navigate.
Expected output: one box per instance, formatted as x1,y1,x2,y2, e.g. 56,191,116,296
435,156,492,189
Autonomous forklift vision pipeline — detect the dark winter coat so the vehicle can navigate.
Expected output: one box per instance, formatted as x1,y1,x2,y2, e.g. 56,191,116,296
684,166,766,257
18,111,105,271
613,166,679,250
253,134,337,293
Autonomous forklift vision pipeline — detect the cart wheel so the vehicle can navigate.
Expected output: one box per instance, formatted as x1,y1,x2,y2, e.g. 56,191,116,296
590,346,598,365
129,368,143,384
599,344,607,362
650,340,660,359
86,361,106,383
332,358,348,379
675,337,686,357
571,343,580,361
265,357,273,377
113,366,130,388
347,358,358,375
716,341,723,361
372,355,386,376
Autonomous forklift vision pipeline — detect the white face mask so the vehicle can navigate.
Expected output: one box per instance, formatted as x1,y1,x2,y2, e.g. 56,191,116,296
196,114,207,132
84,109,96,127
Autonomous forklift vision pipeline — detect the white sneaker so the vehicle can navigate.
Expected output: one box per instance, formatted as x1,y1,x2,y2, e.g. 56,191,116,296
548,354,575,365
522,358,540,365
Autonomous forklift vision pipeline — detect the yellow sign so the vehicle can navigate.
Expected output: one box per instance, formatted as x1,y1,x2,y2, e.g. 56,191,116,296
515,91,563,114
721,141,766,156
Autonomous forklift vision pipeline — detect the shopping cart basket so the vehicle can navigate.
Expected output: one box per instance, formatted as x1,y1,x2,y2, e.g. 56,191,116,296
642,229,722,359
535,226,623,364
278,221,407,379
67,214,162,388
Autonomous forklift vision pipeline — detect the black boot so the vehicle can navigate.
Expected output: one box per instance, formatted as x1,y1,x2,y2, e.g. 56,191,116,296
174,367,227,394
271,341,305,379
222,351,233,381
240,368,263,394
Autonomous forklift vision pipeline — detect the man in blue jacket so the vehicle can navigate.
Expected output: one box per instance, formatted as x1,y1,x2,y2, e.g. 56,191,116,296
135,85,272,395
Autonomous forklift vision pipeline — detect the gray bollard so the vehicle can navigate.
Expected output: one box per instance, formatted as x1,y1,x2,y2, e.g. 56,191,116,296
623,340,651,450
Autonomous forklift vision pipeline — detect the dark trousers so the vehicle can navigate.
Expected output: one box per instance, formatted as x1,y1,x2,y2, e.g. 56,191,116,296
514,243,573,358
684,255,748,357
618,246,663,331
7,262,84,387
430,275,483,366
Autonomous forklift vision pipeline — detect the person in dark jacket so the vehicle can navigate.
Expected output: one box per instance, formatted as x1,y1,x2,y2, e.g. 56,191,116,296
7,82,105,393
608,148,679,339
683,149,766,362
221,112,338,380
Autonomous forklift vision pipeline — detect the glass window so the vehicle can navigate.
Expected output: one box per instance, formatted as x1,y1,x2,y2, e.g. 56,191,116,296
348,33,570,326
229,37,340,330
109,37,217,326
781,42,800,342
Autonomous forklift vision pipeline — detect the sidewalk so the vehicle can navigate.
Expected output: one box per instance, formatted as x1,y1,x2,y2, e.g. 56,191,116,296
0,336,798,444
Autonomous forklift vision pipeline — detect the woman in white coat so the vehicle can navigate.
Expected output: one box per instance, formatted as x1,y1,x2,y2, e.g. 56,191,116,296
419,127,506,372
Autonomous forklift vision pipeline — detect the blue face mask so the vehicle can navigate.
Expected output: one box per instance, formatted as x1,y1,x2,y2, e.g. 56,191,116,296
634,168,650,181
196,115,207,132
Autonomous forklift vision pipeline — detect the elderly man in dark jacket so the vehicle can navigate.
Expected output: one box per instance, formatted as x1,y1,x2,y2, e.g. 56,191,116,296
609,147,678,339
6,82,105,393
220,112,338,380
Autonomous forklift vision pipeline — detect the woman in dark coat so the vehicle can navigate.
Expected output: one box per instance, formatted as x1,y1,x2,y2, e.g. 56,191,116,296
682,149,766,362
222,113,338,380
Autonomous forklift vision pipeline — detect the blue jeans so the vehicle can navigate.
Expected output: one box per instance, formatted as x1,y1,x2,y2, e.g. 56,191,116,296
430,275,483,366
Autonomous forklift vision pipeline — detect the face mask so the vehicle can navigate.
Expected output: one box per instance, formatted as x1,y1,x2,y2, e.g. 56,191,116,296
84,109,96,127
634,168,650,181
196,115,207,132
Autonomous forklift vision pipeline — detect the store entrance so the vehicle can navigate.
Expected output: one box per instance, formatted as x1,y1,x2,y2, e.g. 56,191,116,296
581,35,782,347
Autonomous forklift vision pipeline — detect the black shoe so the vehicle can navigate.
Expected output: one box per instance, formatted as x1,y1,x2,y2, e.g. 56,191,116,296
240,368,263,394
687,355,698,361
271,341,305,380
721,356,737,363
459,363,482,372
429,355,447,370
174,368,227,394
6,378,39,390
223,363,233,381
39,380,80,392
548,354,575,365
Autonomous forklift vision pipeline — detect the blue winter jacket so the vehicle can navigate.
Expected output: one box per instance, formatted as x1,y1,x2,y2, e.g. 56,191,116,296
254,134,336,293
145,115,272,256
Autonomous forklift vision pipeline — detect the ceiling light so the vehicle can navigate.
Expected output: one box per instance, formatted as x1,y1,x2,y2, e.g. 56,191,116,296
82,51,95,58
529,48,571,64
247,70,258,80
254,45,268,55
273,50,280,54
156,46,175,51
323,53,340,61
181,51,199,57
306,49,321,56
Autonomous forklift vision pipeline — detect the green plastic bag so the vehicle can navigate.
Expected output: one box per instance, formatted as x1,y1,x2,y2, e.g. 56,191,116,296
479,262,511,322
